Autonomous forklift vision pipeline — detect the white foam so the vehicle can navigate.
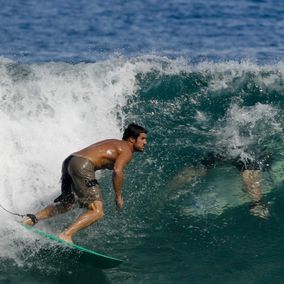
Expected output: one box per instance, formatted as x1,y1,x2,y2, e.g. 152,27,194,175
0,55,199,265
214,103,281,160
0,57,153,263
1,55,284,264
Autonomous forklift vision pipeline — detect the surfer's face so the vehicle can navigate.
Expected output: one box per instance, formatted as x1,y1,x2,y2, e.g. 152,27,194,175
133,133,147,152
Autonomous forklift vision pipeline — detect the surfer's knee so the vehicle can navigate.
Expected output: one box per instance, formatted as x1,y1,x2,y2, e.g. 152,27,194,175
89,201,104,219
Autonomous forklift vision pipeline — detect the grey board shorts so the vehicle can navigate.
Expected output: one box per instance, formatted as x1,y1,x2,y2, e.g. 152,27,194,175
54,155,103,208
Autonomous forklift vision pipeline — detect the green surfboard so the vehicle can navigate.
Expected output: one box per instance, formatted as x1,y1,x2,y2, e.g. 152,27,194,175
21,224,122,269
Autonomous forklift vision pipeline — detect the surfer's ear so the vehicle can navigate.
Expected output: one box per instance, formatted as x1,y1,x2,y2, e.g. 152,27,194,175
129,137,136,143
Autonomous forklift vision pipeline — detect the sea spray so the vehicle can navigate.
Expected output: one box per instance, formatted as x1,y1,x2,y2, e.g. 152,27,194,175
0,57,147,268
1,56,284,273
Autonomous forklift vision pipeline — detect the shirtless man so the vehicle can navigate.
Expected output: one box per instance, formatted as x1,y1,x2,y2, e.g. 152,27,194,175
23,123,148,243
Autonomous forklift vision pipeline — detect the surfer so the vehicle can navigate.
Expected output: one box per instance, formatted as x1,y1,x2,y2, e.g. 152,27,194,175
23,123,148,243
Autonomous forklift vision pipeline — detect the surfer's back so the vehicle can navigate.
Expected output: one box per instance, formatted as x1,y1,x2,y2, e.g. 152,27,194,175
72,139,132,170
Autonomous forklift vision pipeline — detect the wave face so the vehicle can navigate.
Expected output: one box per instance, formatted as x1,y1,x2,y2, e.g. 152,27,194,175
1,56,284,283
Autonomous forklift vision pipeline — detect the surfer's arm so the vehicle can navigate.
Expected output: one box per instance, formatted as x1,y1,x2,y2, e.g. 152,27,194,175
112,152,132,209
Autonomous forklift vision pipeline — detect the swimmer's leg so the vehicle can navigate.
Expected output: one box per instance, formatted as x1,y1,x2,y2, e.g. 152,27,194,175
242,170,262,201
242,170,269,219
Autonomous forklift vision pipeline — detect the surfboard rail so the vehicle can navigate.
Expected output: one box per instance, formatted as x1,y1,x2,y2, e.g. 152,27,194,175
21,223,123,269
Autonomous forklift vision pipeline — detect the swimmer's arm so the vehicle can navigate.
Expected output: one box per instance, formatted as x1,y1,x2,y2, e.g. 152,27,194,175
112,152,132,209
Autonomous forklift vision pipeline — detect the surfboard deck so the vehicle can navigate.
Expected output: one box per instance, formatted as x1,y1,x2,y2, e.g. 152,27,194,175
21,224,122,269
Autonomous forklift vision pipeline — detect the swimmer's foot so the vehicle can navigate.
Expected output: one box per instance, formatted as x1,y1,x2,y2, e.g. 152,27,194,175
249,202,270,219
58,232,74,244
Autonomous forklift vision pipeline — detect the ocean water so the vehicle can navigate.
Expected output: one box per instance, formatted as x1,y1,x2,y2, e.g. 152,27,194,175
1,1,284,283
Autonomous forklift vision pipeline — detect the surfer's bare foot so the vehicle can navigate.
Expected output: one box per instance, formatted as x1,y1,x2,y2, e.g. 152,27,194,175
250,203,270,219
59,232,74,244
22,216,36,226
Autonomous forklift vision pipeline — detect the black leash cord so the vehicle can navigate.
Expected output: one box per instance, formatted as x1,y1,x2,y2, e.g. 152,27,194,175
0,203,38,224
0,203,25,218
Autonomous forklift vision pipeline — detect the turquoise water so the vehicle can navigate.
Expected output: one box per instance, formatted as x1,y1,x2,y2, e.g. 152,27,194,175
1,58,284,283
1,0,284,283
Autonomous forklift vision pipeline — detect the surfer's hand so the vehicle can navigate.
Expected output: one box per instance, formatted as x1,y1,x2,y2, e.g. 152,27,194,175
115,196,123,210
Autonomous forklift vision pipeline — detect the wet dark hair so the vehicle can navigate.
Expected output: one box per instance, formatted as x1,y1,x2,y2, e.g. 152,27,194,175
122,123,147,141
